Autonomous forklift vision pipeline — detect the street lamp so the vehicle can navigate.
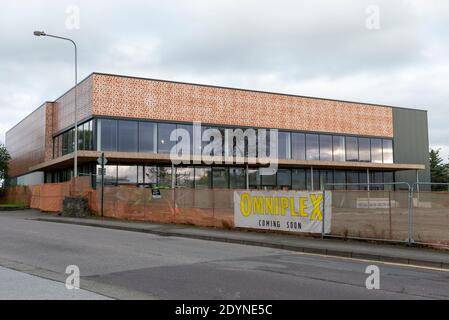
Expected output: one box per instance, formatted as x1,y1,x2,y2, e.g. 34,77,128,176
33,31,79,178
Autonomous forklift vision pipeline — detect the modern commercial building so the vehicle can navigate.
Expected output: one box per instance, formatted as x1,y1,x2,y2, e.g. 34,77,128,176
6,72,430,190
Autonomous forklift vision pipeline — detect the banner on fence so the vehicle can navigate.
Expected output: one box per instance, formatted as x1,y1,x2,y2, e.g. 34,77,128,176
234,190,332,234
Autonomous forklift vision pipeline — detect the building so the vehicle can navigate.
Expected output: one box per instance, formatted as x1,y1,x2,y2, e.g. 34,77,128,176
6,72,429,190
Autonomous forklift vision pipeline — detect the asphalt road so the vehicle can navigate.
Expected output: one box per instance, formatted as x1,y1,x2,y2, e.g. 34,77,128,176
0,211,448,300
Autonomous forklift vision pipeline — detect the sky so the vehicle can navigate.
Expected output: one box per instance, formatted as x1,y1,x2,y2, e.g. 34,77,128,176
1,0,448,160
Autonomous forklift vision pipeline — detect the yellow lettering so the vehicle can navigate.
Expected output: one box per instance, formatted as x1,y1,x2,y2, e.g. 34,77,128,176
290,197,299,216
280,197,289,216
265,197,274,215
310,194,323,221
299,197,309,217
240,193,251,217
253,196,264,214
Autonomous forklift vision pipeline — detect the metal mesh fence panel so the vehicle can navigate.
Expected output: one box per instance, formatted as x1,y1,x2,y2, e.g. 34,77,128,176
329,190,409,242
412,191,449,246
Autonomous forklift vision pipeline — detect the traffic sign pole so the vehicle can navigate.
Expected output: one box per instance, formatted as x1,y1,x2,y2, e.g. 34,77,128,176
101,153,105,217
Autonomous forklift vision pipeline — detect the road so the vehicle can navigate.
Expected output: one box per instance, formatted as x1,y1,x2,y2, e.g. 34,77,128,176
0,211,448,300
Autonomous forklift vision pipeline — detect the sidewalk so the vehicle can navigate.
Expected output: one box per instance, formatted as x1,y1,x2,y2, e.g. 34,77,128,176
33,212,449,270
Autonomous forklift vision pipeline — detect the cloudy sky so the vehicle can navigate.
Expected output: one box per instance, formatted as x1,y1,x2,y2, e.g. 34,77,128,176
1,0,448,159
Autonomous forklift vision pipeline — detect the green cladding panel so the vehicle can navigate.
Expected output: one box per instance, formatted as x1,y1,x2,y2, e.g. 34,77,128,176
392,108,430,186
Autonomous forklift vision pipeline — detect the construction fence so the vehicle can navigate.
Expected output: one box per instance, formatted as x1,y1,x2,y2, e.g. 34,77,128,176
0,177,92,212
1,179,449,248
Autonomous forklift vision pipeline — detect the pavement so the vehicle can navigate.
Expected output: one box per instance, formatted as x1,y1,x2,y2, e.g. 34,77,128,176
0,209,448,300
33,211,449,270
0,266,110,300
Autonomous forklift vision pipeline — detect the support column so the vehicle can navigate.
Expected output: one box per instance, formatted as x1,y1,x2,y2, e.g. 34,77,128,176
367,168,370,191
416,170,420,193
310,167,314,191
245,164,249,190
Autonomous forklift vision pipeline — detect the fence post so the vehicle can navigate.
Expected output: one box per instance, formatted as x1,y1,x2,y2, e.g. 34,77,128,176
388,190,392,240
408,185,414,245
321,190,326,239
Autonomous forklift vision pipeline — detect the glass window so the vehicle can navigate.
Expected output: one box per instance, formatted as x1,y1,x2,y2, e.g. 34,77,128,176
292,133,306,160
195,167,211,189
383,171,394,190
359,171,368,190
320,170,333,190
117,166,138,184
137,166,145,184
358,138,371,162
176,167,195,188
319,135,333,161
371,139,383,163
292,169,306,190
277,169,292,189
229,167,246,189
306,134,319,160
278,132,291,160
139,122,157,153
306,169,320,190
333,136,345,162
333,170,346,190
212,167,229,188
100,119,117,151
370,171,384,190
383,139,393,163
144,166,158,185
158,166,173,188
261,171,276,188
158,123,177,154
118,120,138,152
176,124,193,155
346,171,360,190
248,169,260,189
346,136,358,161
96,165,117,185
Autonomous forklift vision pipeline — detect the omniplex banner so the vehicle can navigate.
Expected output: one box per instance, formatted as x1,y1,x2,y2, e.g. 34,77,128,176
234,191,332,234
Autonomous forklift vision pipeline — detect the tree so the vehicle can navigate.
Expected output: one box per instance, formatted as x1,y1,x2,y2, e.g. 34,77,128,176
429,149,449,191
0,144,11,188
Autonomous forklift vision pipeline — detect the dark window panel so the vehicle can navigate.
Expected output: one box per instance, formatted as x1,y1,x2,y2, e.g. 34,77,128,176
358,138,371,162
158,166,173,188
176,167,195,188
306,134,319,160
139,122,157,153
306,169,320,190
319,135,333,161
292,133,306,160
278,131,291,160
346,136,358,161
229,167,246,189
292,169,306,190
248,169,260,189
320,170,333,190
195,167,211,189
118,120,138,152
158,123,177,154
346,171,360,190
383,139,394,163
100,119,117,151
371,139,383,163
212,167,229,188
332,136,345,162
333,170,346,190
277,169,292,189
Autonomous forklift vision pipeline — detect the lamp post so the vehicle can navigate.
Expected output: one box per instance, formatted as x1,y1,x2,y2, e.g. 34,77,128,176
33,31,79,178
